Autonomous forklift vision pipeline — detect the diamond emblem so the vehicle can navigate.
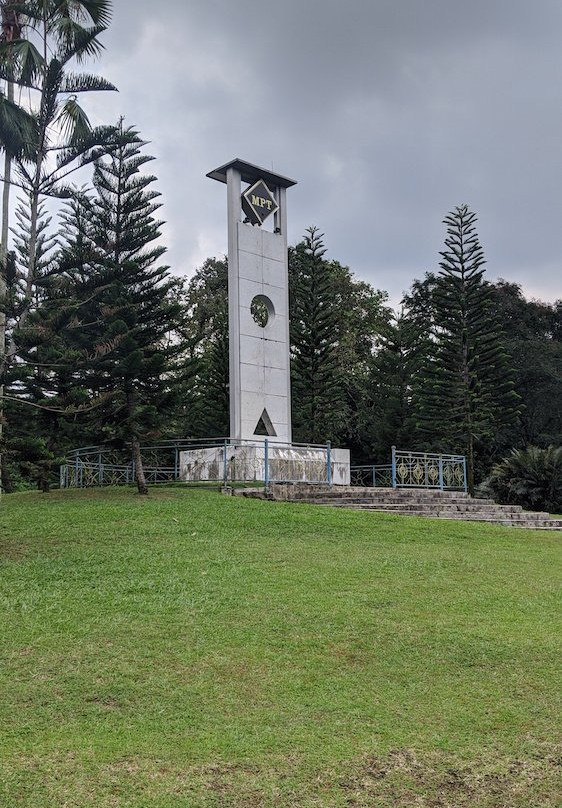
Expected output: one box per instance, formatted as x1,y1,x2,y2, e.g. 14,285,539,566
242,179,279,226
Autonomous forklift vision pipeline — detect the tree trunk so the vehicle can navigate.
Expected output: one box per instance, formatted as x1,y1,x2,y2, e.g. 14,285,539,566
0,80,13,495
467,431,475,497
0,84,12,254
1,448,13,493
132,436,148,495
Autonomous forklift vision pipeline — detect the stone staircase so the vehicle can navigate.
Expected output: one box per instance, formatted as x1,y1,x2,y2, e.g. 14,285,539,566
244,484,562,530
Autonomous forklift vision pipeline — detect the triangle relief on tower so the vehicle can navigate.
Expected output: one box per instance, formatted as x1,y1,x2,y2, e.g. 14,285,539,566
253,408,277,437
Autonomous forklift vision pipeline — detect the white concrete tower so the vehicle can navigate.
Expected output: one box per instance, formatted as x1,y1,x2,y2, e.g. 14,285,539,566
207,159,297,444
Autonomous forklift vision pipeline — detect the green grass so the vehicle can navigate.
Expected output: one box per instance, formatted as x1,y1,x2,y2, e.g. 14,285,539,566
0,487,560,807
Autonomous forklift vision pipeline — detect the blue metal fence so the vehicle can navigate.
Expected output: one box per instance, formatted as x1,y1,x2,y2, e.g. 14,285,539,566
350,464,393,487
59,438,334,490
61,441,467,492
351,447,467,491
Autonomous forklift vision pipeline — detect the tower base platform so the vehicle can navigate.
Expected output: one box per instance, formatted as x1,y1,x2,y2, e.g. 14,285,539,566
179,443,350,486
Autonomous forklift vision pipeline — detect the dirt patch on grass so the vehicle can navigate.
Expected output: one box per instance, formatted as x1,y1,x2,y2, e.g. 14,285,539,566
98,746,562,808
86,696,120,710
339,745,562,807
3,746,560,808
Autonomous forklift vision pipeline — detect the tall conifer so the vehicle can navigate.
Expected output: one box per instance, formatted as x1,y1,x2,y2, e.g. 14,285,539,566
414,205,520,493
289,227,348,444
178,258,229,437
54,122,181,493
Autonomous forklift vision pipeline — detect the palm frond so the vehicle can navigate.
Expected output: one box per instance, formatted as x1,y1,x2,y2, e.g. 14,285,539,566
72,0,112,28
0,38,45,87
56,95,91,145
46,182,75,198
57,23,107,64
7,1,111,32
60,71,116,93
37,58,63,135
48,0,112,28
0,90,37,159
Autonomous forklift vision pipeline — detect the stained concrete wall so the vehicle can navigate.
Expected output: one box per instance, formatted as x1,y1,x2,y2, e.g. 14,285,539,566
180,445,350,485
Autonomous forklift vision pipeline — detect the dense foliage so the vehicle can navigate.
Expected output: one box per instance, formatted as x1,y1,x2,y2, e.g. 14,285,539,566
484,446,562,514
176,257,229,438
490,281,562,447
290,227,390,446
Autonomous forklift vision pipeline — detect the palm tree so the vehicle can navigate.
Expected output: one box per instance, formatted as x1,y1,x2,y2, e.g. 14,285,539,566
1,3,24,260
0,0,116,365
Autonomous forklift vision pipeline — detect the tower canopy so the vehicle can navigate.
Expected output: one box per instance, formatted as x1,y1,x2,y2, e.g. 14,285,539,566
206,158,297,189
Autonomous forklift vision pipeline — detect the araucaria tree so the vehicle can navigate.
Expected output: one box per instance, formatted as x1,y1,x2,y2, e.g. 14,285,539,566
54,123,181,494
177,257,230,437
414,205,520,493
290,227,350,444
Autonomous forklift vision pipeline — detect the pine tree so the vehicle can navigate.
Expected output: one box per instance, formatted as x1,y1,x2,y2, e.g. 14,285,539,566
414,205,520,493
0,199,84,491
177,258,229,437
289,227,349,444
0,0,116,493
53,122,182,494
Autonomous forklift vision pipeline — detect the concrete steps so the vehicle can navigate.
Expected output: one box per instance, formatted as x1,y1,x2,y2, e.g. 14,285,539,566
313,500,515,511
259,484,562,530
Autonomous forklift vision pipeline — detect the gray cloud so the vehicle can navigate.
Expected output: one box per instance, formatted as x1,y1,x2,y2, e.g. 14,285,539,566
86,0,562,305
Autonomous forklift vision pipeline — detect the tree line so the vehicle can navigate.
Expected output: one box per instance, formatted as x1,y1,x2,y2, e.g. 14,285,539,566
0,2,560,495
181,222,560,495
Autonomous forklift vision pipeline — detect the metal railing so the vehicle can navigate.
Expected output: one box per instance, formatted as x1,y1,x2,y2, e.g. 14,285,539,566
60,438,334,490
60,441,185,489
61,441,467,493
350,465,393,488
351,447,467,491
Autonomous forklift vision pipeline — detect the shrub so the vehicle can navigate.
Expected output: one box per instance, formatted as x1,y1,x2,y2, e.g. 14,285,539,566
485,446,562,513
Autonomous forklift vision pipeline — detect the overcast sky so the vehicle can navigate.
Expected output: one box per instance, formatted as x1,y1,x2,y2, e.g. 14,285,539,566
86,0,562,307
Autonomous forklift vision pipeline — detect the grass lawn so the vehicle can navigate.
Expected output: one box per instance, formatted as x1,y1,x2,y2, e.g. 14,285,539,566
0,486,560,807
